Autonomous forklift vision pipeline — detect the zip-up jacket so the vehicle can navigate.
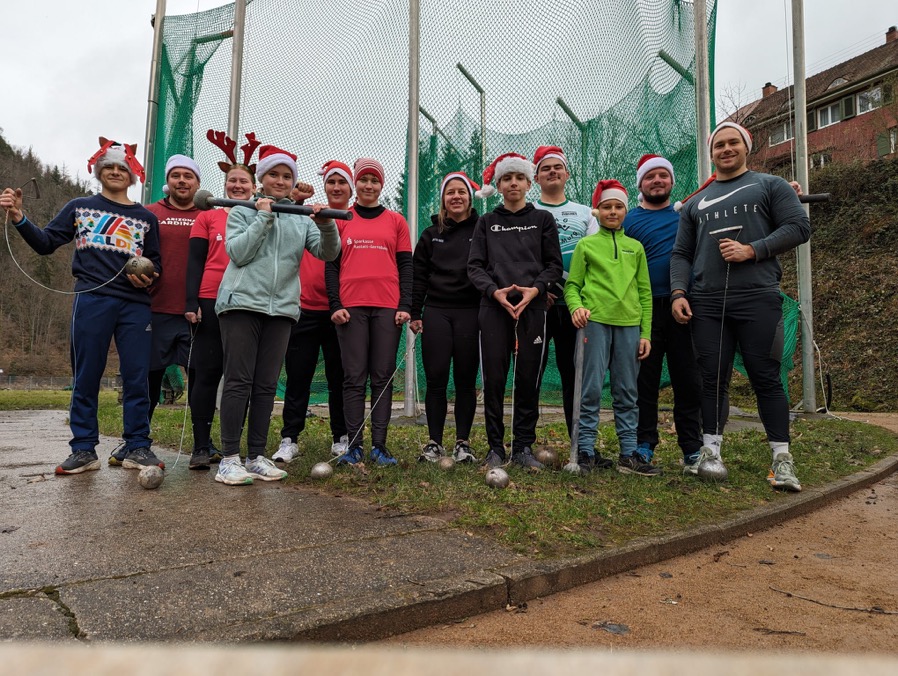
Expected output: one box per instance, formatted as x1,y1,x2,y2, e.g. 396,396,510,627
563,226,652,339
411,211,480,320
215,195,340,321
467,203,562,310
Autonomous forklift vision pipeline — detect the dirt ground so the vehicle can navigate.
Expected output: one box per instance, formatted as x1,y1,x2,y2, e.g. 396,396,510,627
385,412,898,653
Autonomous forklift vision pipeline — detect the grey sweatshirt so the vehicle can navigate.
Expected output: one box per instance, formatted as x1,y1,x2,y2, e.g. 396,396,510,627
670,171,810,297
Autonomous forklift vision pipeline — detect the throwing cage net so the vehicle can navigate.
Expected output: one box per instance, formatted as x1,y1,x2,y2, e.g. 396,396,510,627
147,1,802,409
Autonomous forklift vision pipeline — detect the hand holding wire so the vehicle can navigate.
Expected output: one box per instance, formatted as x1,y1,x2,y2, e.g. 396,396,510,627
719,238,755,263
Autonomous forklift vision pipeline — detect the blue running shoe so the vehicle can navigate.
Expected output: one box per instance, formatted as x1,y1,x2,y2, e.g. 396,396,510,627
336,445,364,466
370,445,398,466
636,442,654,463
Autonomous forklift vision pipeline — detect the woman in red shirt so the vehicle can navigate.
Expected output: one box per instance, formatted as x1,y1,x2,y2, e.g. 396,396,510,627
326,158,412,466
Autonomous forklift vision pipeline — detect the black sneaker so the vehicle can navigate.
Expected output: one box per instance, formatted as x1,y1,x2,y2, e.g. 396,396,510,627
593,452,615,470
108,441,128,467
56,450,101,475
483,449,506,469
122,447,165,470
189,448,211,470
617,454,662,476
577,451,614,473
511,447,544,470
208,442,223,464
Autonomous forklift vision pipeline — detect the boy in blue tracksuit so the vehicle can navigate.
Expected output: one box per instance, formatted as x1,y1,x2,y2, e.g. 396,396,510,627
564,180,656,476
0,138,162,475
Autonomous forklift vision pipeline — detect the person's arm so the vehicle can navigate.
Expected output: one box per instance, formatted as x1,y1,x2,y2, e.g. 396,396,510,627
410,230,432,322
563,242,589,328
749,177,811,260
532,214,564,294
225,204,273,266
185,237,209,315
396,251,413,314
325,253,344,313
9,198,79,255
466,215,497,300
303,213,341,262
636,248,653,341
669,208,696,295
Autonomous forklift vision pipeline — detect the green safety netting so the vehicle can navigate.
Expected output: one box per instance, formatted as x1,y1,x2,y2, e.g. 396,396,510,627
149,0,800,411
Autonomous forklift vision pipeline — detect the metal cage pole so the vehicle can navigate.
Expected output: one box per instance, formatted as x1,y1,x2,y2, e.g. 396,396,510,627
142,0,167,203
457,63,486,210
694,0,712,182
227,0,247,140
404,0,420,417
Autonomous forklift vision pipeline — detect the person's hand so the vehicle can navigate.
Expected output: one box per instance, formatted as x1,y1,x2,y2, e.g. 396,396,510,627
571,307,590,328
511,285,540,319
0,188,24,223
546,292,557,310
719,237,755,263
291,181,315,203
789,180,803,197
492,285,517,318
409,319,423,334
331,309,351,325
637,338,651,361
395,311,410,326
308,202,331,226
185,307,202,324
672,297,692,324
126,271,158,289
256,197,273,213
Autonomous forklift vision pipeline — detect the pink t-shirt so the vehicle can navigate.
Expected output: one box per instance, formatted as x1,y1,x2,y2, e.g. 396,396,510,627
338,208,411,309
189,209,230,299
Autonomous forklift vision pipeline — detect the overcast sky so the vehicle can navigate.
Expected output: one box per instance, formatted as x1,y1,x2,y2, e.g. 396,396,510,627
1,1,894,199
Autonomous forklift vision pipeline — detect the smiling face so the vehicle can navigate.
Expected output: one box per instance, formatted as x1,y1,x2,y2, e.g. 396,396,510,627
355,173,383,207
598,199,627,229
98,163,132,194
535,159,569,193
442,178,471,220
640,168,673,206
710,128,749,178
325,174,352,209
225,167,255,200
260,165,294,200
166,168,200,208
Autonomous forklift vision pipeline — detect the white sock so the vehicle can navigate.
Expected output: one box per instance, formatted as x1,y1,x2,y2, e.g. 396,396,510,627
770,441,789,462
702,434,723,458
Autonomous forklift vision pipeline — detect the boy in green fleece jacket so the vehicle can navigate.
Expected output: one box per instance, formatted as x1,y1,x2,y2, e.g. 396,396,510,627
564,180,656,476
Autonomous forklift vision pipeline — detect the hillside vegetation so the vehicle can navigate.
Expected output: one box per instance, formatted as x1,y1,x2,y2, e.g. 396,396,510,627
0,132,895,409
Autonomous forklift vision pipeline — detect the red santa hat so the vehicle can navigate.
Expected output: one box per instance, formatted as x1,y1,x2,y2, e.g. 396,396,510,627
673,173,717,212
440,171,480,201
255,145,298,184
590,179,629,213
532,145,568,170
87,137,145,185
318,160,354,194
476,152,535,198
353,157,385,185
708,121,753,153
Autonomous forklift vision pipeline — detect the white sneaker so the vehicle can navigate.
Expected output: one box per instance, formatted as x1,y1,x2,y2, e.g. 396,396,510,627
215,456,254,486
330,434,349,457
246,455,288,481
273,438,299,464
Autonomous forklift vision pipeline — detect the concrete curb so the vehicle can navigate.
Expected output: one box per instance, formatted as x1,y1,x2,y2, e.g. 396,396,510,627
291,453,898,642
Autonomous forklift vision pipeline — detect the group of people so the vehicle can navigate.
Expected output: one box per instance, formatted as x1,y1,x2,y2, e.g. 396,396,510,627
0,118,810,492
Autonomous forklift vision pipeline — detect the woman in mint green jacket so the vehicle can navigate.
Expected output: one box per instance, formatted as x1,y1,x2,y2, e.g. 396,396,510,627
563,180,655,477
214,145,340,486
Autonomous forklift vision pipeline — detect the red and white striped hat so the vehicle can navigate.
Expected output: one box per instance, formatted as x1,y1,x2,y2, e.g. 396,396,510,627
353,157,385,185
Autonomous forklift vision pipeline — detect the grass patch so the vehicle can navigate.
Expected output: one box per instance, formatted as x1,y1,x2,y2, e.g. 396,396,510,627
4,392,895,558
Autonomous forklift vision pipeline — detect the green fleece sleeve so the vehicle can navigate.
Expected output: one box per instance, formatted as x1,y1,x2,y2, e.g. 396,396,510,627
304,218,341,262
225,205,274,267
563,240,586,312
636,247,653,340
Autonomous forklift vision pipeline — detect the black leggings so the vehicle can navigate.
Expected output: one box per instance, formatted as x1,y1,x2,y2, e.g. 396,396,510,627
421,306,479,445
690,292,789,442
336,307,402,449
219,310,292,458
187,297,223,451
280,309,346,443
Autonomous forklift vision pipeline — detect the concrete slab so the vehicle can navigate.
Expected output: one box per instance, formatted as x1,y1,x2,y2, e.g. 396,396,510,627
0,595,76,641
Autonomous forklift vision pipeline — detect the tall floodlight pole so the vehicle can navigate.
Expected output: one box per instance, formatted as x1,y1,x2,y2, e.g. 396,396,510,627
694,0,712,182
456,63,486,208
792,0,816,412
142,0,167,203
227,0,247,140
404,0,420,417
556,97,588,202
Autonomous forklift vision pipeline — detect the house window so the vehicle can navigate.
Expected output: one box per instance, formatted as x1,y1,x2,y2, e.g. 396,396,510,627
811,152,833,168
818,103,842,128
857,86,882,114
878,128,898,157
768,120,794,146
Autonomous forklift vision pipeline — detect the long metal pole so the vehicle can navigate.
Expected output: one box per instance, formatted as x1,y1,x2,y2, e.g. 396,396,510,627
142,0,167,203
792,0,816,412
556,97,587,202
694,0,712,182
457,63,486,210
227,0,247,140
404,0,420,417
